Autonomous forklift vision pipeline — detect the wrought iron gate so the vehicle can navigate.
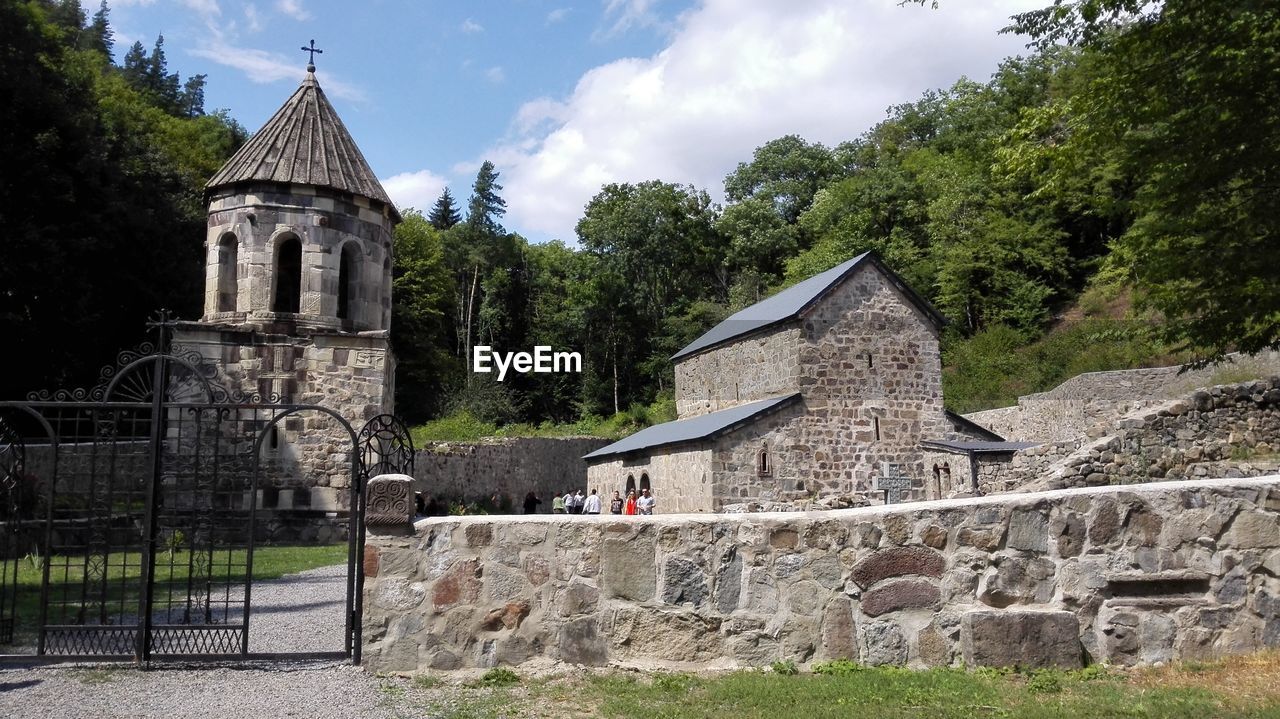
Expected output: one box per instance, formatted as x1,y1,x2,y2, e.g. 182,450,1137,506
0,320,408,664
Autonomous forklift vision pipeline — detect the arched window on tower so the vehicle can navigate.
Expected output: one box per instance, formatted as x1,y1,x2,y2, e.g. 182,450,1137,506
757,447,771,476
337,243,360,321
273,236,302,313
216,233,238,312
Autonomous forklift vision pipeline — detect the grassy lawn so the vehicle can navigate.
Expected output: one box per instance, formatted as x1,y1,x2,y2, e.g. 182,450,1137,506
386,654,1280,719
3,543,347,644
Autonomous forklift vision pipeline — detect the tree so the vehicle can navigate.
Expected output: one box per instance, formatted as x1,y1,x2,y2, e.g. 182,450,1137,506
391,211,455,422
576,181,728,405
724,135,838,224
87,0,111,55
0,1,242,399
1005,0,1280,360
428,187,461,230
465,160,506,234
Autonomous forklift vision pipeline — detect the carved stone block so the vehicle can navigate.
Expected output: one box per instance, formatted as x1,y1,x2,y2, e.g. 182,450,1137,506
366,473,414,529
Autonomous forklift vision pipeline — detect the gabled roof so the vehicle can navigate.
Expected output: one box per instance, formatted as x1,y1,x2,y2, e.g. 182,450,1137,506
671,252,945,361
206,70,399,220
582,394,801,462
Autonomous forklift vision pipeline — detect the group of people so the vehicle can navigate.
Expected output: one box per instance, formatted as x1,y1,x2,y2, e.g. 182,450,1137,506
526,487,655,515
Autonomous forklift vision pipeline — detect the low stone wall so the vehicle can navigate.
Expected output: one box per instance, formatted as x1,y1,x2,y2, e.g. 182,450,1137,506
361,476,1280,673
413,437,609,512
965,352,1280,443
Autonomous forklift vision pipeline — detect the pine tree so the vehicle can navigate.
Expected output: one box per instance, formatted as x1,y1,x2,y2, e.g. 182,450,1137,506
465,160,507,234
87,1,112,56
428,187,462,230
180,74,206,117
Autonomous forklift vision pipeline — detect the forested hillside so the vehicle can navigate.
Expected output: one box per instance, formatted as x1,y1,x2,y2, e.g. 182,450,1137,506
3,0,1275,433
0,0,246,399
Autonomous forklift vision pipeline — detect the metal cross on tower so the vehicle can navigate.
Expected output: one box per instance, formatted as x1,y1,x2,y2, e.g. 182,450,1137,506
301,39,323,71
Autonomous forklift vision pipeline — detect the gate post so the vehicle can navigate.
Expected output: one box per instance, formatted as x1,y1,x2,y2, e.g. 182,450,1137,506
355,474,414,664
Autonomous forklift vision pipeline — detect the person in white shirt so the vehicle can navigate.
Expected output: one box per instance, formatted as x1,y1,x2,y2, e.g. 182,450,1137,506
563,491,575,515
583,489,602,515
637,488,655,515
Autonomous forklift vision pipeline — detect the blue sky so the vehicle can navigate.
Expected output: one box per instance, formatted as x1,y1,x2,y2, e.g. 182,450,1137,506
107,0,1044,243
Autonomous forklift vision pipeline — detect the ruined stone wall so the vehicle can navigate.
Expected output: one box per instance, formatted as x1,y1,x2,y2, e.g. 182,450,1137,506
675,325,801,418
362,476,1280,673
1007,378,1280,493
418,437,610,511
965,352,1280,443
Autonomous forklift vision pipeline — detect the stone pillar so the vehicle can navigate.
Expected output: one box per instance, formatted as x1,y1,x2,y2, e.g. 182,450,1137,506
365,473,414,534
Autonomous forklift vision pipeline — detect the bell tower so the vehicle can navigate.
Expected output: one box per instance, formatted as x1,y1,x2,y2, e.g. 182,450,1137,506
200,58,398,334
172,48,400,531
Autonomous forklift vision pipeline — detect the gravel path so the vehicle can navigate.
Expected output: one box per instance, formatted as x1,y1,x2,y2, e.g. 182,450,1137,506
0,565,437,719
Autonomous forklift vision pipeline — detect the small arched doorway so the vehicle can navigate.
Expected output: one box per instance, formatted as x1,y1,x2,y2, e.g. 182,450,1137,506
639,473,650,492
625,474,636,495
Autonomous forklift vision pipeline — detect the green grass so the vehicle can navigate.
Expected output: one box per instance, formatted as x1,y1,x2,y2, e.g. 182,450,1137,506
411,394,678,444
378,655,1280,719
4,543,347,644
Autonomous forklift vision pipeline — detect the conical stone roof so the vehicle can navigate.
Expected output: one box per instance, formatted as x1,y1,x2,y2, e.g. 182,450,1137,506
207,70,397,215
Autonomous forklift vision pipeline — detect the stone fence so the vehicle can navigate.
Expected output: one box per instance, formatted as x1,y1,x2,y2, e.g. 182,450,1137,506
965,351,1280,443
1002,378,1280,494
413,437,609,512
361,475,1280,673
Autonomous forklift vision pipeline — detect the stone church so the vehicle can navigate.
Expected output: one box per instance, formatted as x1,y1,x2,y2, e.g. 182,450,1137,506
584,252,1004,513
171,61,399,525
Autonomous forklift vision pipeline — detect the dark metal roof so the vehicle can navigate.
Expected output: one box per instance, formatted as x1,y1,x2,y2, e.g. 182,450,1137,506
945,410,1005,442
920,439,1040,454
582,394,801,461
206,70,399,218
671,252,945,361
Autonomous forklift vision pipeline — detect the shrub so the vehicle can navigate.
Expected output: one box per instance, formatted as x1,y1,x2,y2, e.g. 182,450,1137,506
479,667,520,687
771,660,799,676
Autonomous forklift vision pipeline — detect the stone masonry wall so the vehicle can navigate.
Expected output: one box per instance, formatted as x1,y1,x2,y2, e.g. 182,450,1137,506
362,476,1280,673
587,447,714,514
965,351,1280,443
417,437,610,512
781,263,949,498
203,183,395,332
172,324,392,535
675,325,802,418
1006,378,1280,494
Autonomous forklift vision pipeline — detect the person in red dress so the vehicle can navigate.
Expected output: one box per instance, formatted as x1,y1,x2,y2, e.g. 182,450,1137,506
623,489,638,515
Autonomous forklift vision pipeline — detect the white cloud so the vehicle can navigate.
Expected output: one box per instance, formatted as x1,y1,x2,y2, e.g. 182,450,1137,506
276,0,310,20
597,0,667,39
461,18,484,34
244,3,262,32
383,170,450,215
189,42,366,101
486,66,506,84
547,7,571,24
486,0,1045,242
181,0,221,19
